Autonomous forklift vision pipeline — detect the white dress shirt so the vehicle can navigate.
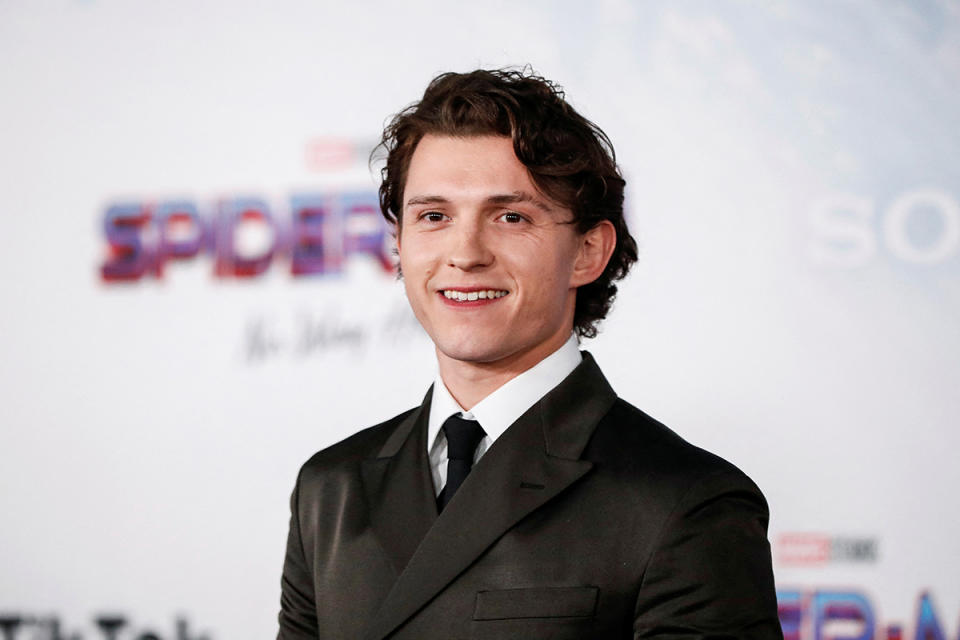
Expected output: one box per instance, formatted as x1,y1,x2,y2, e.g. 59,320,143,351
427,333,583,496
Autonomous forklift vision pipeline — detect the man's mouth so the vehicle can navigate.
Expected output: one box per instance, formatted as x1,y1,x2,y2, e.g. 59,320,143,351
439,289,509,302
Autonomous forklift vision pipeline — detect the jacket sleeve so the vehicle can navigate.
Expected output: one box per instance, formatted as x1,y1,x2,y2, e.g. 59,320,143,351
278,469,319,640
633,469,783,639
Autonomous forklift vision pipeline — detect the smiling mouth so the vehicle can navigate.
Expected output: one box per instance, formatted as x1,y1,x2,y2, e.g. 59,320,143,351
439,289,509,302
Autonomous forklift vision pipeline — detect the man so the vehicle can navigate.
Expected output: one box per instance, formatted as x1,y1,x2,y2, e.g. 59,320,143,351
278,69,782,639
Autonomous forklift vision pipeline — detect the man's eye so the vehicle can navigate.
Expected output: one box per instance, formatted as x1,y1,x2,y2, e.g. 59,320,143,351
500,212,525,223
423,212,446,222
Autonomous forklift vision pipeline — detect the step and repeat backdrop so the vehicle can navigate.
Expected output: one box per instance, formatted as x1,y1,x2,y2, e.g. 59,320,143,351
1,1,958,638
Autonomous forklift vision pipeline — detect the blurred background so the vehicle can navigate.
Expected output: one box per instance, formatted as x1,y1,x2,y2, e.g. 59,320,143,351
1,1,958,638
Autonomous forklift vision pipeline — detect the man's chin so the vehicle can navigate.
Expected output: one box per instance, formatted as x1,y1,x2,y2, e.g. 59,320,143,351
434,340,513,367
436,348,505,367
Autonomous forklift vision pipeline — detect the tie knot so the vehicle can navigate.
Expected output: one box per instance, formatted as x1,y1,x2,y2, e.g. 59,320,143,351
442,414,486,461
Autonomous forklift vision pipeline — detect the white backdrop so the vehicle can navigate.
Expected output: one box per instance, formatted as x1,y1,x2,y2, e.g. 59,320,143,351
1,1,958,639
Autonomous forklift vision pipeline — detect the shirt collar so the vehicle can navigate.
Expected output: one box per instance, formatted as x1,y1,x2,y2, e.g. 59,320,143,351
428,333,583,449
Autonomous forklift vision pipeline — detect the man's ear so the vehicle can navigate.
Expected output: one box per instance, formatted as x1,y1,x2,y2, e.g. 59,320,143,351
570,220,616,288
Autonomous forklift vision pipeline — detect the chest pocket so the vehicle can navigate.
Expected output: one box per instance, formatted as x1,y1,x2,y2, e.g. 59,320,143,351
471,586,599,639
473,585,599,620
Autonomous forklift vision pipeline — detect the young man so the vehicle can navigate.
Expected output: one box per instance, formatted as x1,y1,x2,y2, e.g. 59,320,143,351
278,69,782,639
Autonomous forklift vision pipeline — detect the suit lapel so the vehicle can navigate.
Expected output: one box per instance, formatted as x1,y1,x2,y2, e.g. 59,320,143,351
364,353,617,640
360,388,438,576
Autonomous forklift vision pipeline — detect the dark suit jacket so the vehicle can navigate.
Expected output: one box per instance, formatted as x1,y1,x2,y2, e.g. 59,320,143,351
278,353,783,639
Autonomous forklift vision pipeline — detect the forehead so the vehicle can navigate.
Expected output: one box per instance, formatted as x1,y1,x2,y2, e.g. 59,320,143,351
403,134,548,206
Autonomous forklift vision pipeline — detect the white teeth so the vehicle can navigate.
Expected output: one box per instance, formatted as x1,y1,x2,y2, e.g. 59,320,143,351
442,289,508,301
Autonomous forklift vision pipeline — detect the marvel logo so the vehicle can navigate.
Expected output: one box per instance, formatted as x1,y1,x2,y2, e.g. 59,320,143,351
776,533,878,566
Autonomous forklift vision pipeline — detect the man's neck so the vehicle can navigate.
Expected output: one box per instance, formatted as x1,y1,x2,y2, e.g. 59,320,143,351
436,330,575,410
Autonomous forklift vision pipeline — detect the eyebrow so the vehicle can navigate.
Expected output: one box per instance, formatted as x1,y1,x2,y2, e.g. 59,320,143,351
405,195,450,207
405,191,554,213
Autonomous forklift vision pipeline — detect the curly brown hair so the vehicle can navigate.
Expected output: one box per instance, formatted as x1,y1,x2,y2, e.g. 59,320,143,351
375,68,638,339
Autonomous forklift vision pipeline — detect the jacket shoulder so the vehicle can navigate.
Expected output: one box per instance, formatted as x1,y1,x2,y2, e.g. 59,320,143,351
297,407,417,481
588,398,765,499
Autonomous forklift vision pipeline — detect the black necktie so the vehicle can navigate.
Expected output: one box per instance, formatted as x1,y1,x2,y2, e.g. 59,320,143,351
437,414,486,512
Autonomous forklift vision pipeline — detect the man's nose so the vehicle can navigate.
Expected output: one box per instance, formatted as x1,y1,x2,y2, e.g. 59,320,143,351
447,220,493,270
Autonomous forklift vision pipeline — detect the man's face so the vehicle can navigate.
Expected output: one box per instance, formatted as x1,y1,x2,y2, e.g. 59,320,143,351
398,134,587,374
